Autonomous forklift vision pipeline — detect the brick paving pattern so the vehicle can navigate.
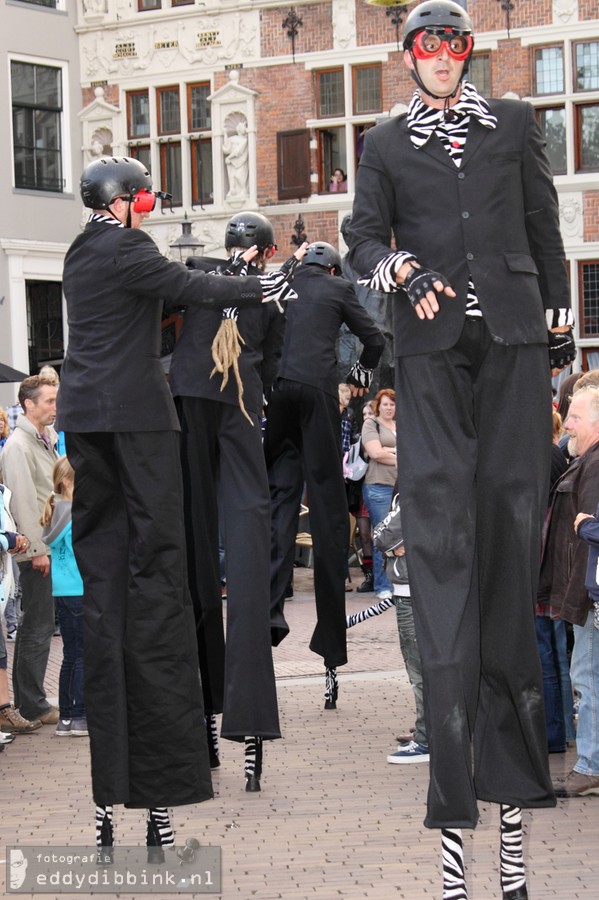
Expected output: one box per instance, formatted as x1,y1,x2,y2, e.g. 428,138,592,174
1,566,597,898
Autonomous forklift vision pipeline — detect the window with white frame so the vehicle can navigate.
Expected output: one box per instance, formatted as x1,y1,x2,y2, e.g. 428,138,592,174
580,261,599,339
11,59,64,192
303,63,383,195
532,41,599,175
126,82,214,209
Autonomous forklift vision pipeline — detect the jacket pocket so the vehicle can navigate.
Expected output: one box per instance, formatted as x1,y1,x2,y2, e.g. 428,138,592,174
504,252,539,276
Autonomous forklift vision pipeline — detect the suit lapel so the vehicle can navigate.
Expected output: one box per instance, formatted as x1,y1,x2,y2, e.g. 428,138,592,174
420,134,456,171
460,118,492,169
417,117,493,172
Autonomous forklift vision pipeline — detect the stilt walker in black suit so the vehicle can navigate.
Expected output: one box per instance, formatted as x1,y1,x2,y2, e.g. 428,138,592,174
58,160,297,849
265,242,384,709
169,212,306,791
347,3,577,898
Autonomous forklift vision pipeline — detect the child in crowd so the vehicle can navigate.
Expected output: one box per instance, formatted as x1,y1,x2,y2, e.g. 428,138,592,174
40,457,87,737
373,494,429,764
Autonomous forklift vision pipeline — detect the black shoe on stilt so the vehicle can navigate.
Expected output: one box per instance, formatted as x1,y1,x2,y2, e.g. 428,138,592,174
95,805,114,866
324,667,338,710
503,889,528,900
146,807,174,864
205,713,220,769
244,736,263,792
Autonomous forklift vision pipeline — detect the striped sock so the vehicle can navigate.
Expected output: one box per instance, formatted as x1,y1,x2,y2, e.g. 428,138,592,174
147,808,174,848
442,828,468,899
500,804,526,894
95,805,114,849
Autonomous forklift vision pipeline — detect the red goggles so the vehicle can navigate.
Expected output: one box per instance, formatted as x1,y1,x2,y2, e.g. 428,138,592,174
131,189,172,212
412,29,473,61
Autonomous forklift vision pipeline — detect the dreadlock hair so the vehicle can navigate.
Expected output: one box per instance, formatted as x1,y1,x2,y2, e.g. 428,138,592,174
209,245,271,426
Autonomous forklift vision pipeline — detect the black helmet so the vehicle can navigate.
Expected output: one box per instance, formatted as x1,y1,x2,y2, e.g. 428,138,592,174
403,1,473,51
80,156,152,209
225,211,275,253
303,242,343,275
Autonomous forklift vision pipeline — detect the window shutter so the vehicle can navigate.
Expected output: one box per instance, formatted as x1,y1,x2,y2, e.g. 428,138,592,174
277,129,311,201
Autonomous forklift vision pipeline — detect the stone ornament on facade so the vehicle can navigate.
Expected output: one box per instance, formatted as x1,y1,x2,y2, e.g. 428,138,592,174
223,113,249,201
81,12,260,80
88,126,113,162
553,0,578,24
559,193,584,241
333,0,356,50
82,0,107,19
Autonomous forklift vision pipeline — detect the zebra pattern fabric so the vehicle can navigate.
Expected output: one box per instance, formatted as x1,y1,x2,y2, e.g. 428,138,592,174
346,596,396,628
324,666,338,709
146,808,175,848
244,736,263,779
500,804,526,894
442,827,468,900
95,804,114,849
205,713,220,768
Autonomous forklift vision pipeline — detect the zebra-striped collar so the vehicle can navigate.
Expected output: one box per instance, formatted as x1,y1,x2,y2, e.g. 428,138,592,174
407,81,497,149
87,213,124,227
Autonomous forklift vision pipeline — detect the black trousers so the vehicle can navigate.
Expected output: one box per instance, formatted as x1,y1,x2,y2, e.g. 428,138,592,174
395,319,556,828
177,397,280,741
66,431,212,808
265,380,348,668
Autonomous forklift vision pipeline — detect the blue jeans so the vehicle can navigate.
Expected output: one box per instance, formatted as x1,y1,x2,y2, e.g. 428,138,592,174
570,611,599,775
362,482,393,595
535,615,568,752
55,596,85,719
395,596,427,746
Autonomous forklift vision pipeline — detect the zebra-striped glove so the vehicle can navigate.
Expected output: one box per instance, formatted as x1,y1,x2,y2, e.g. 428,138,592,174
258,255,301,308
346,361,374,392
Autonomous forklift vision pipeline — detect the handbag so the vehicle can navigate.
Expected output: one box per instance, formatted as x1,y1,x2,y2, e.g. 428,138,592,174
343,438,368,482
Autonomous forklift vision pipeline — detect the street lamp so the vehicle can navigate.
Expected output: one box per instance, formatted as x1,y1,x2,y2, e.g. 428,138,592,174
169,215,205,262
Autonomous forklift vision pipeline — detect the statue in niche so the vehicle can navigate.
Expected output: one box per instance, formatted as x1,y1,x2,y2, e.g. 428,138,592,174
88,126,113,162
223,113,249,201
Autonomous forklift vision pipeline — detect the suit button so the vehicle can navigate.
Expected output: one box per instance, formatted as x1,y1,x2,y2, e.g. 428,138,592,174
466,252,474,261
458,172,465,179
462,211,470,219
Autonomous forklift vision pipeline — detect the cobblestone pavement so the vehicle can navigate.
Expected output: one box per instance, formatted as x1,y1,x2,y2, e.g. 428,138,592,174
1,566,597,898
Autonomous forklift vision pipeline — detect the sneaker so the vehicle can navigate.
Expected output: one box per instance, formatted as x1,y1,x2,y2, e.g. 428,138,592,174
387,740,430,764
39,707,60,726
55,719,72,736
0,732,16,744
356,571,374,593
554,770,599,797
0,706,42,733
376,590,393,601
6,628,17,641
71,717,89,736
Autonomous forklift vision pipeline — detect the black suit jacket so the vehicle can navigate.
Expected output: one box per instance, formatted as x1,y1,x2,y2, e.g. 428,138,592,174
58,222,263,432
347,98,570,357
276,265,385,399
169,258,285,415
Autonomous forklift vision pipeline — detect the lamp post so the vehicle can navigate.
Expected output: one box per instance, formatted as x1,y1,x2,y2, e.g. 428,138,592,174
169,215,205,262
